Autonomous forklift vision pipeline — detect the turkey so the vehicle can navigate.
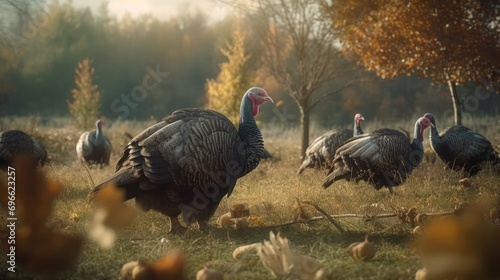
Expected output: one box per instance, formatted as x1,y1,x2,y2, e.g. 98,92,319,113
423,113,500,177
0,130,48,170
297,113,364,174
89,87,273,233
322,117,433,193
76,119,112,167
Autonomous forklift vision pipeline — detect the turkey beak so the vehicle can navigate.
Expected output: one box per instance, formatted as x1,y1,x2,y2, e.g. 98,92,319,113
360,117,365,121
430,123,435,128
264,96,274,104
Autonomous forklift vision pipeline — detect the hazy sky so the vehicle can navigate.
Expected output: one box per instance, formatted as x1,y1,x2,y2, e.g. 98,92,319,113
71,0,230,21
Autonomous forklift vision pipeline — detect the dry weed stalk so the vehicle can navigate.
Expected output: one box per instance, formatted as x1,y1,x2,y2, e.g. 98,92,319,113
256,231,295,278
292,198,310,221
233,232,320,279
255,231,320,279
302,201,345,233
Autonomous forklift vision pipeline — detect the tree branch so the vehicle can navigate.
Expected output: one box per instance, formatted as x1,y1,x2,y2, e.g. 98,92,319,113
309,80,355,109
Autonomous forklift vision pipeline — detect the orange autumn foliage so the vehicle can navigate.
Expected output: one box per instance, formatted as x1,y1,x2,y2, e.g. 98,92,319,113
0,156,84,274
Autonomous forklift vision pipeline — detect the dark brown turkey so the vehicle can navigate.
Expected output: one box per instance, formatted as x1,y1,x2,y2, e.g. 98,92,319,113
423,113,500,177
76,119,112,167
0,130,48,170
90,87,273,233
322,117,433,193
297,113,364,174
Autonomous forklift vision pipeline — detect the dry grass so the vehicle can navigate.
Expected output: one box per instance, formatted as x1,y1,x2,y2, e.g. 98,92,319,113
0,116,499,279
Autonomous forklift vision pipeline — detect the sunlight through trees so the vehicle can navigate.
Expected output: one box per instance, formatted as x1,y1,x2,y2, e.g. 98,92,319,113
325,0,500,125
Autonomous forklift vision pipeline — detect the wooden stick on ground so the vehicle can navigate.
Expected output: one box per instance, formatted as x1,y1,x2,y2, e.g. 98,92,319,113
302,201,346,234
262,209,456,230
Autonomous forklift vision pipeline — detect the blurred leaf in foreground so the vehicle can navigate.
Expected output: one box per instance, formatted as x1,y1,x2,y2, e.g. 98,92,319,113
0,156,84,274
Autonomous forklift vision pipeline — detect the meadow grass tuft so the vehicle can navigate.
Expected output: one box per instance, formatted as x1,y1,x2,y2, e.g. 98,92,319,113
0,116,499,279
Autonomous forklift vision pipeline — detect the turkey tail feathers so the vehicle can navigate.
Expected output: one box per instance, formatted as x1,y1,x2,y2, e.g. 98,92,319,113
89,168,141,201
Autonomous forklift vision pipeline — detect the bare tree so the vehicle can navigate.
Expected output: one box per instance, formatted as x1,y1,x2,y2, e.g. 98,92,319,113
0,0,50,71
0,0,44,34
223,0,356,158
0,0,44,106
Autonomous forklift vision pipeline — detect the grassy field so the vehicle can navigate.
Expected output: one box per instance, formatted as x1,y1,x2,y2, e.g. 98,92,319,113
1,115,499,279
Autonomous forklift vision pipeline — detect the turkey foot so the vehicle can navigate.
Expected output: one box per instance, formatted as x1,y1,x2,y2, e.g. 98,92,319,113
197,220,215,233
169,217,187,234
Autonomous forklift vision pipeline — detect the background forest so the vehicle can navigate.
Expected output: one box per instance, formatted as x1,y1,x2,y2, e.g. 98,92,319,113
0,1,500,279
1,0,498,127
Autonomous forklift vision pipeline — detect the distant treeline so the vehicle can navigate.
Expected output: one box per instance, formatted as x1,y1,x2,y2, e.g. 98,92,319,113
0,1,498,126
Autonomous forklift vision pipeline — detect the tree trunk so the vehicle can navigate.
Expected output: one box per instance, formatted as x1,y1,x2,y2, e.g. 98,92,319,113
447,78,462,126
299,104,310,160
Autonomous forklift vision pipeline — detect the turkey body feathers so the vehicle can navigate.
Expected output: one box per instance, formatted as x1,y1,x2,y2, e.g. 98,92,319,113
76,131,112,164
429,124,499,176
76,120,112,166
322,120,427,191
90,87,271,231
0,130,48,170
298,129,353,173
298,113,364,174
93,109,246,221
115,109,245,189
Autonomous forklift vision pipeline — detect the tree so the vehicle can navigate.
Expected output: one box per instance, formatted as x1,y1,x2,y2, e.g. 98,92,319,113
67,58,101,129
206,21,254,124
225,0,356,158
0,0,45,110
0,40,17,113
325,0,500,125
0,0,42,34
